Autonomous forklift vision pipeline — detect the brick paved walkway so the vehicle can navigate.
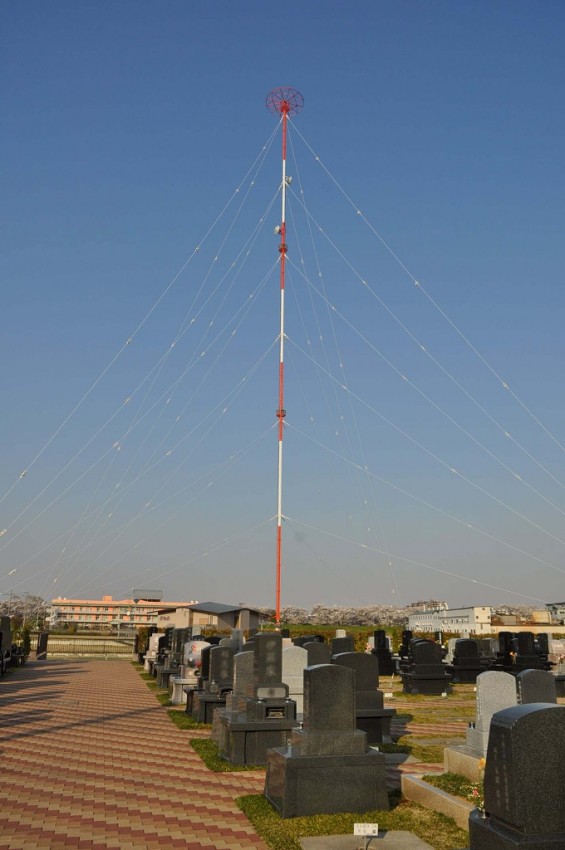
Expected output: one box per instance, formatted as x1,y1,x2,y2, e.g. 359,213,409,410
0,660,268,850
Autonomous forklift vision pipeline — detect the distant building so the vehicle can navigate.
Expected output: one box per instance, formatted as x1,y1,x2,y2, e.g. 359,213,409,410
408,606,492,636
156,601,263,632
48,595,196,630
546,602,565,625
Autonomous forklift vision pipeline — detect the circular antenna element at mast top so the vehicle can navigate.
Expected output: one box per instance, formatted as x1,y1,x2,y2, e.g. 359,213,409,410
266,87,304,116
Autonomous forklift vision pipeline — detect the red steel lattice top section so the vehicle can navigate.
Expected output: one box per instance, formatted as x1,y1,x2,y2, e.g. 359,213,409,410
266,87,304,116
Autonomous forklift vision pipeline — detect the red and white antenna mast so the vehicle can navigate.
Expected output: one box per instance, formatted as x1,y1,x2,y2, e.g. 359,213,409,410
266,86,304,627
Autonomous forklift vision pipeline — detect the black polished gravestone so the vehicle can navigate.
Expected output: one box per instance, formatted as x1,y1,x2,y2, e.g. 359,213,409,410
398,629,413,661
190,645,234,723
293,634,325,647
333,651,396,743
493,631,515,671
305,641,332,666
371,629,396,675
265,663,389,818
447,638,486,684
330,636,355,656
469,703,565,849
156,627,187,687
401,639,452,695
217,632,299,765
212,647,254,745
513,631,550,672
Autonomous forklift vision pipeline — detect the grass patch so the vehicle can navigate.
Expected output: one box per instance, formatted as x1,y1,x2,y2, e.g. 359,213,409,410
422,772,472,800
132,661,171,704
190,738,264,772
236,794,467,850
381,739,445,763
397,738,445,763
168,709,211,731
156,691,172,705
396,704,474,725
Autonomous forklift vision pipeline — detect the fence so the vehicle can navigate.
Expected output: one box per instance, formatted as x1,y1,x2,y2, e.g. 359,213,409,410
30,633,136,656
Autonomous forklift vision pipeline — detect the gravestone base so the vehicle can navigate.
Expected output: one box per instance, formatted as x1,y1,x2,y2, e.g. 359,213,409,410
191,692,227,724
356,708,396,744
183,685,198,714
448,666,485,684
265,747,389,818
218,716,299,765
211,706,227,744
555,675,565,697
469,809,565,849
157,666,176,689
401,673,451,695
444,744,485,782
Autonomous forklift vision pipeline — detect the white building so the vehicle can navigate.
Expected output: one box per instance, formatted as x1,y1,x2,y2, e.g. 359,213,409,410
408,606,492,636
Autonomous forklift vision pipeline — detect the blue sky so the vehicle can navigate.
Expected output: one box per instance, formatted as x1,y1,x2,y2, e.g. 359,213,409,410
2,1,565,611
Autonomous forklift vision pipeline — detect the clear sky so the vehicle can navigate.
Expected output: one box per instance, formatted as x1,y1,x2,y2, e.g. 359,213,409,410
2,1,565,612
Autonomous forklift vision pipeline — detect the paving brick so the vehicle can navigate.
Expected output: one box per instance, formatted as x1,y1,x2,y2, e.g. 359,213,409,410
0,660,268,850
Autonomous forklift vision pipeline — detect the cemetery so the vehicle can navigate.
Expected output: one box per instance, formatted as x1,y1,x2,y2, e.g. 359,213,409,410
3,623,565,850
136,625,565,846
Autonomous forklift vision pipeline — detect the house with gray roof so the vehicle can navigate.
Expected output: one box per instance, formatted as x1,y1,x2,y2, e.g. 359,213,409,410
156,601,263,632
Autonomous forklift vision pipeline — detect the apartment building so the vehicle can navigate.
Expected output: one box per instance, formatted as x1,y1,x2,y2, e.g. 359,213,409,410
408,605,493,636
49,595,196,630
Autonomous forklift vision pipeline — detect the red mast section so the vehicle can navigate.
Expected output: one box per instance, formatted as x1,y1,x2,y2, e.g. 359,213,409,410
266,87,304,626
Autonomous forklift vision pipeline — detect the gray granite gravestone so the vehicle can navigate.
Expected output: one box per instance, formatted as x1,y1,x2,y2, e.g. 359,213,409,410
466,670,517,757
469,703,565,849
445,669,518,780
216,632,298,765
401,639,452,694
282,645,308,715
516,668,557,704
333,651,396,743
264,663,389,817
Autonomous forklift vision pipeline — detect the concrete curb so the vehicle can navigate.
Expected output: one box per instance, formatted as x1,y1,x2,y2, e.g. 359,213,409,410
401,774,473,830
